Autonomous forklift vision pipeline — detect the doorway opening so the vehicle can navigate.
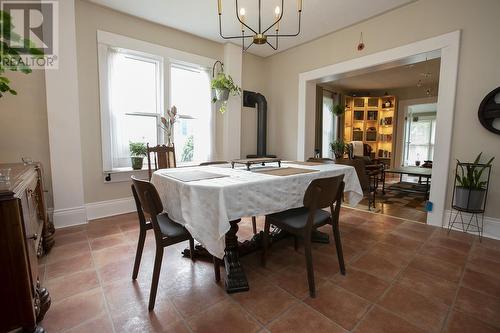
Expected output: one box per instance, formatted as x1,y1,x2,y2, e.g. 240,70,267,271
315,57,440,223
298,31,461,227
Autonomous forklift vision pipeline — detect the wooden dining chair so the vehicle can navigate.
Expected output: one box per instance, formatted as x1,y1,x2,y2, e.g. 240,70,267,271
261,175,346,298
199,161,258,235
147,144,176,180
335,158,378,210
130,176,220,310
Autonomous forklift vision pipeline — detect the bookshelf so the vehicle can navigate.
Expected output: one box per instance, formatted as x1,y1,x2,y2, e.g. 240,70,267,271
343,95,397,165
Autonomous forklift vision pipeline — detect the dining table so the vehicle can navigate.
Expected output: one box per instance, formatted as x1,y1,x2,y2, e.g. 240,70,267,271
151,161,363,293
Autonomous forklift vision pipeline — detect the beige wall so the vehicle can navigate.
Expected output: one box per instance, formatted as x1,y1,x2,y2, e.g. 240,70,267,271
0,70,53,207
262,0,500,218
75,0,224,204
241,53,269,157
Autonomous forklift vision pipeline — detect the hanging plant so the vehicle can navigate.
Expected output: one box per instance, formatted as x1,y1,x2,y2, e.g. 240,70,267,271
330,104,345,116
0,10,44,98
211,72,241,113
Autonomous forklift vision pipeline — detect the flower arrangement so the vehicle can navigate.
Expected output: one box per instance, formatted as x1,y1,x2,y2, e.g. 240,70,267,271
160,106,178,146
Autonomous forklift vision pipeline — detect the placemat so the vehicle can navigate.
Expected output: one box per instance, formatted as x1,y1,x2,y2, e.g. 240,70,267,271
288,161,324,166
254,167,318,177
162,170,229,182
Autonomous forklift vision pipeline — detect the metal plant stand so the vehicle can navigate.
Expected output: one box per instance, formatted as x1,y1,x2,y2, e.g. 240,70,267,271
447,161,492,241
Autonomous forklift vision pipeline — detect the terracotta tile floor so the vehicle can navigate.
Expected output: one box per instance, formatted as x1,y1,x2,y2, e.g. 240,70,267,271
40,208,500,333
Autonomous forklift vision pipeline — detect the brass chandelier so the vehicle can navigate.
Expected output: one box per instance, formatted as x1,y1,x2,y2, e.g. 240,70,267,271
217,0,303,51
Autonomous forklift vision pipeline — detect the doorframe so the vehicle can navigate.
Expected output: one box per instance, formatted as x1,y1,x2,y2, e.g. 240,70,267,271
297,31,460,227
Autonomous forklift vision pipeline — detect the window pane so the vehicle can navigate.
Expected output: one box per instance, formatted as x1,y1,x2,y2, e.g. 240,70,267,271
410,120,431,145
322,95,335,158
108,50,161,169
112,54,159,115
174,118,195,163
170,65,211,163
112,114,158,167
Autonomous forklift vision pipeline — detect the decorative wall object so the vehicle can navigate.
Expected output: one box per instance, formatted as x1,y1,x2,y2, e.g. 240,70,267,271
478,86,500,135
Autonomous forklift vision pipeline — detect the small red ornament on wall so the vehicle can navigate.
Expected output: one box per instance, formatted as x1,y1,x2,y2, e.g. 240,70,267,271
357,32,365,51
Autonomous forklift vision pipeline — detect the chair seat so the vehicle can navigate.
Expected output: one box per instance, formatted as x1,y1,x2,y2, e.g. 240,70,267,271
268,207,331,230
157,213,190,239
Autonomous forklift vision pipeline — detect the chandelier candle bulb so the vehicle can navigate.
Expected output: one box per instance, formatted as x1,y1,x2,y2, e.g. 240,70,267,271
275,6,280,31
298,0,303,12
218,0,222,14
240,8,246,31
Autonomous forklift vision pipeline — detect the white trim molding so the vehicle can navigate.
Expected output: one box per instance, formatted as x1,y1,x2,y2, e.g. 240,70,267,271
52,206,87,229
297,30,461,228
85,197,136,221
445,210,500,241
45,0,87,228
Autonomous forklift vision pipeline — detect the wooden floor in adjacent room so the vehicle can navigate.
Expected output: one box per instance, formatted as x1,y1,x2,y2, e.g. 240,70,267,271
40,208,500,333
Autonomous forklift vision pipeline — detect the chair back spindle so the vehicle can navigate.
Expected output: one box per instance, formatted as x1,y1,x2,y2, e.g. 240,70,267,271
147,143,176,180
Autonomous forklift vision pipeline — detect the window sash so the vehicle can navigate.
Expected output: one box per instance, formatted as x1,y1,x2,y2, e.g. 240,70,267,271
98,31,217,173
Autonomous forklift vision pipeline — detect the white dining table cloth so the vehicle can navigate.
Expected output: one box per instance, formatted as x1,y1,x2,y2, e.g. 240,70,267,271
151,162,363,258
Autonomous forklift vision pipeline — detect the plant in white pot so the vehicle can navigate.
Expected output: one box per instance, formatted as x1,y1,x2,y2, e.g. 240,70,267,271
454,152,494,211
211,72,241,113
129,142,147,170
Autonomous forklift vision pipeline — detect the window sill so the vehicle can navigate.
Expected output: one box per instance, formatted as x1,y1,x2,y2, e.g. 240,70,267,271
103,168,149,183
103,163,200,183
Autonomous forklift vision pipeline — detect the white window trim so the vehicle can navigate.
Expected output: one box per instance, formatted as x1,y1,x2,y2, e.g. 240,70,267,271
97,30,218,179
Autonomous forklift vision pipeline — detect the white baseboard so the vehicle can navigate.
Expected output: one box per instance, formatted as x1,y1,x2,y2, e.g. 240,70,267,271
444,210,500,241
85,197,136,221
53,206,87,229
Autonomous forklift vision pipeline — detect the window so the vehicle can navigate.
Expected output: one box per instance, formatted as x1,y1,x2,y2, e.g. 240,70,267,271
170,64,213,164
98,32,216,173
107,50,163,169
321,92,337,158
405,116,436,166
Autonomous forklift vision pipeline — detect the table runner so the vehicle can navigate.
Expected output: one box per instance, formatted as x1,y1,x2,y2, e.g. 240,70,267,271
254,167,318,176
152,162,363,258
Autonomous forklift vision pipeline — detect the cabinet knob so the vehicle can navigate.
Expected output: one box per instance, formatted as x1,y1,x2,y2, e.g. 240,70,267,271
29,233,38,241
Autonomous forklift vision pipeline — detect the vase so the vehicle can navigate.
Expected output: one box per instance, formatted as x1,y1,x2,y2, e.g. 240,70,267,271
165,124,174,147
131,157,144,170
215,88,230,102
454,187,486,211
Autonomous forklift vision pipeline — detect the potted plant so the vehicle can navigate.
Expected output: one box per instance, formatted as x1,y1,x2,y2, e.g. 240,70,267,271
330,139,347,159
129,142,147,170
211,72,241,113
330,104,345,116
454,152,494,211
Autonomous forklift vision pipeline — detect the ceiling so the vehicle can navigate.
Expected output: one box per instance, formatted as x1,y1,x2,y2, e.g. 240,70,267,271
325,58,441,91
86,0,415,57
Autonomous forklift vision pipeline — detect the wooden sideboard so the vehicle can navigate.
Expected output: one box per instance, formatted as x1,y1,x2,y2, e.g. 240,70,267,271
0,163,55,333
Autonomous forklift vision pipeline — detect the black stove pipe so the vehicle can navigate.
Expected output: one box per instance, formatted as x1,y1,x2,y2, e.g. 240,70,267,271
243,90,275,158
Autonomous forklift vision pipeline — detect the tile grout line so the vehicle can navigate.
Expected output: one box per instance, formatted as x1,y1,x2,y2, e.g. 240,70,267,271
87,225,120,333
348,225,428,332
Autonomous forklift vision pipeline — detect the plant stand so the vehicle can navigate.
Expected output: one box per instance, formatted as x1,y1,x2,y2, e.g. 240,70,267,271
447,161,492,242
447,208,485,241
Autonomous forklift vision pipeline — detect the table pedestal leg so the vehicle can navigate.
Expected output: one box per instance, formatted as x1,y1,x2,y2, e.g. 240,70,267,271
224,219,249,293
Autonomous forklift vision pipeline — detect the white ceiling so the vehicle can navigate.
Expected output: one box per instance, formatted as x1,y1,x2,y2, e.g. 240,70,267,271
86,0,415,57
325,58,441,91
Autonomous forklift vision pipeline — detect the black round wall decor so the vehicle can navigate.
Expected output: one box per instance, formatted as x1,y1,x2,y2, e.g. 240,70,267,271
478,86,500,135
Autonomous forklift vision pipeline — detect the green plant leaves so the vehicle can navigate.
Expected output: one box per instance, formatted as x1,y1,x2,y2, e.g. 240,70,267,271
129,142,147,157
0,9,43,98
455,152,494,190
